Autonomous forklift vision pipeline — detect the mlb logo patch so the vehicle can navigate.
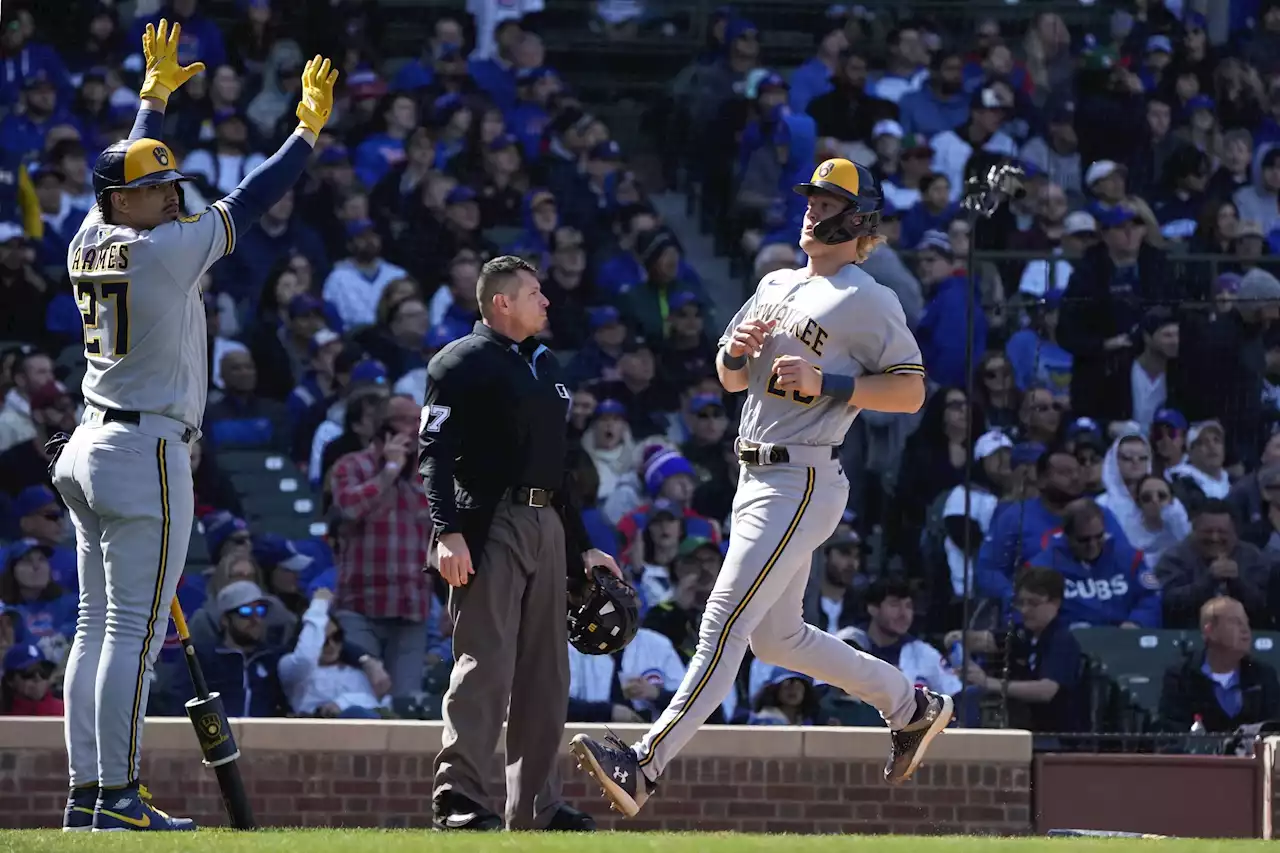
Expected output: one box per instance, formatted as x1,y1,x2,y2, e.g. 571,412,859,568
555,383,570,400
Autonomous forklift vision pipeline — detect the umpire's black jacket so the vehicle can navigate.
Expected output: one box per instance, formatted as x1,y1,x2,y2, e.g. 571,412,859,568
417,321,589,568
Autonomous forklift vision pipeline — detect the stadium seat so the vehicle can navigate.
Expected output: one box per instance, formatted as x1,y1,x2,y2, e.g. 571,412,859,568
1072,628,1198,725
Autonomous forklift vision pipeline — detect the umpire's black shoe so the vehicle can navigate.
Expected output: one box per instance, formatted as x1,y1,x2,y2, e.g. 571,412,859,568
885,687,954,785
542,803,596,831
431,793,503,831
569,733,653,818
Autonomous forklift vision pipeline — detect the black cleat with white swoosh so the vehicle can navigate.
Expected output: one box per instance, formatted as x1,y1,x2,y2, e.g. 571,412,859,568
431,792,503,831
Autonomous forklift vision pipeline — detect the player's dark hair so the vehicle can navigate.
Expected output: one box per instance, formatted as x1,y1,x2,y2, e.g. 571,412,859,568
476,255,539,319
865,576,913,606
1061,498,1104,538
1014,564,1065,602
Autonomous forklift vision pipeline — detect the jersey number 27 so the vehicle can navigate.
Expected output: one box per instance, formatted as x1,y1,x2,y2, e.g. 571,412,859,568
766,372,815,406
75,280,131,358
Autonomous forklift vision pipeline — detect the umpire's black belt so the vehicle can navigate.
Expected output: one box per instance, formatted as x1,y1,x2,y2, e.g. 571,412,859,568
736,440,838,466
502,486,556,508
102,408,196,443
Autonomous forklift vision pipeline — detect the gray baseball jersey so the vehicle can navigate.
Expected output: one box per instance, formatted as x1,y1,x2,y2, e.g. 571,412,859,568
719,263,925,446
67,200,237,429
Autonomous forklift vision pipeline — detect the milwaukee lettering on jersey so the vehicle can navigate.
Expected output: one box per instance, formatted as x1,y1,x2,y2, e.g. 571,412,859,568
751,300,830,358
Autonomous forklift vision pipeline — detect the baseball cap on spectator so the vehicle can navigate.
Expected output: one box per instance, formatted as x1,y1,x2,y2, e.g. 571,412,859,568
1096,206,1139,229
588,305,622,331
288,293,325,319
589,140,623,162
1085,160,1126,187
872,120,904,140
252,533,314,573
350,359,388,385
488,133,519,152
636,228,678,267
28,380,70,411
669,291,700,312
29,162,65,184
901,134,933,157
755,72,789,97
345,218,377,239
1238,268,1280,303
1184,95,1215,116
551,226,585,253
644,449,696,496
1214,273,1243,295
3,538,53,573
1188,420,1224,446
1153,407,1188,432
316,145,350,167
347,68,387,100
432,93,467,126
972,86,1012,111
824,530,862,553
975,430,1013,460
648,498,680,522
0,222,25,243
1067,416,1104,445
725,17,758,43
3,643,50,676
217,580,268,616
915,230,953,257
1145,35,1173,55
1011,442,1046,467
1186,11,1209,30
677,536,719,559
595,398,626,418
446,186,479,206
689,393,724,415
204,511,250,559
1064,211,1098,235
11,485,58,523
528,188,556,209
622,336,654,355
308,328,341,357
1237,220,1266,240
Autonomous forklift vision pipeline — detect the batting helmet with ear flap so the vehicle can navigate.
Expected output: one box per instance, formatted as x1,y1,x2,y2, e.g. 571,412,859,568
92,137,192,209
567,566,639,655
793,158,882,245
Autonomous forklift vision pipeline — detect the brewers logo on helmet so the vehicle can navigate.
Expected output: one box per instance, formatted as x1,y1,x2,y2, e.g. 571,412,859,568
567,566,639,655
793,158,883,245
92,137,192,209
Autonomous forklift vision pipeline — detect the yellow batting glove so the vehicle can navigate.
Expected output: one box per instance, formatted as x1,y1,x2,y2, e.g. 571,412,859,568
296,55,339,135
140,19,206,104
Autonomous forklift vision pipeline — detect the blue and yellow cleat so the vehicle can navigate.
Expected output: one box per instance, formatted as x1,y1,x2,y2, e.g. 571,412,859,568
62,784,97,831
93,784,197,832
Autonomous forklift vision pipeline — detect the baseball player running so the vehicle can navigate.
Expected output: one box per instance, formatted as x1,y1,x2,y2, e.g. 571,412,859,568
52,20,338,832
571,159,954,816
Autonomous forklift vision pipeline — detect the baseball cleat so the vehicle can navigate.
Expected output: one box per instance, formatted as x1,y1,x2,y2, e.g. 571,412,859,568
93,783,196,832
569,733,652,818
885,688,954,785
431,792,503,831
62,784,98,831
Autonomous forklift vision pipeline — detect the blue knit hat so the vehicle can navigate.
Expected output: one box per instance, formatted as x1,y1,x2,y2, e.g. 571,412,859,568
643,449,696,496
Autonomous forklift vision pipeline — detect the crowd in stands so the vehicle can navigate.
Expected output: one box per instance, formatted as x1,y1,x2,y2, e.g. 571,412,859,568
0,0,1278,745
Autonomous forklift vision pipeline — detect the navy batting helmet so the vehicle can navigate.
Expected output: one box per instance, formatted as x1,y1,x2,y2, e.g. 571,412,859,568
793,158,882,245
92,137,191,208
567,566,639,655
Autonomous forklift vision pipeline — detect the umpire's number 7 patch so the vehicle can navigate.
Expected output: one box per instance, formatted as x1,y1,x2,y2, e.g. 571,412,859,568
422,405,451,433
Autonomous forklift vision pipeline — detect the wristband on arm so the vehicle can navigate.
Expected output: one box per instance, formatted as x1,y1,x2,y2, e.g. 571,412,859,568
820,372,856,403
721,350,748,370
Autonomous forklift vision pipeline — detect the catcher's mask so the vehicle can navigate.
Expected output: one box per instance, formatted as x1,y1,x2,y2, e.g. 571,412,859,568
567,566,639,655
93,137,191,215
793,158,882,245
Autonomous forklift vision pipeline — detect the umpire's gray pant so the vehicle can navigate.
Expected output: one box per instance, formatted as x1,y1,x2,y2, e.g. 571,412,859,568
433,502,569,830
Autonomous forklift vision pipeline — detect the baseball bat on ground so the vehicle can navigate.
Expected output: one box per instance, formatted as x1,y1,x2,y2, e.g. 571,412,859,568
170,599,256,830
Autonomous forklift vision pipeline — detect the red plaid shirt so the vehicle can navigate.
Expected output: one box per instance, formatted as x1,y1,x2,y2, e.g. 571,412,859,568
329,447,431,621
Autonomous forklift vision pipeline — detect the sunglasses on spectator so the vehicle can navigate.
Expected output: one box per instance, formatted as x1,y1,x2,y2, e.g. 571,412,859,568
38,510,63,521
1118,453,1150,465
14,666,47,681
233,603,268,619
1140,489,1171,504
984,367,1010,379
695,408,727,419
324,630,344,645
228,533,251,546
944,398,968,409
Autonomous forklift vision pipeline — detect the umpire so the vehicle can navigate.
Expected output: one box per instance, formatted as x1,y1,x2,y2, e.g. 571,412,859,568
419,255,620,831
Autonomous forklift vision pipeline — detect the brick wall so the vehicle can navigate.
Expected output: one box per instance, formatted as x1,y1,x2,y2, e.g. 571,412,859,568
0,720,1033,833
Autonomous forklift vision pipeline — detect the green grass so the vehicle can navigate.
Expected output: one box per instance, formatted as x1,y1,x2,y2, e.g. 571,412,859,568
0,832,1274,853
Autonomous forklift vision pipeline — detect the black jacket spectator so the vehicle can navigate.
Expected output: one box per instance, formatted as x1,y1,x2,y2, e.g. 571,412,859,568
1160,651,1280,733
1059,224,1188,422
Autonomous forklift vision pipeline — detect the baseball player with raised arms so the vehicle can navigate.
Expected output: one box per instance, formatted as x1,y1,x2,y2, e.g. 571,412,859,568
51,20,338,832
571,159,954,816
